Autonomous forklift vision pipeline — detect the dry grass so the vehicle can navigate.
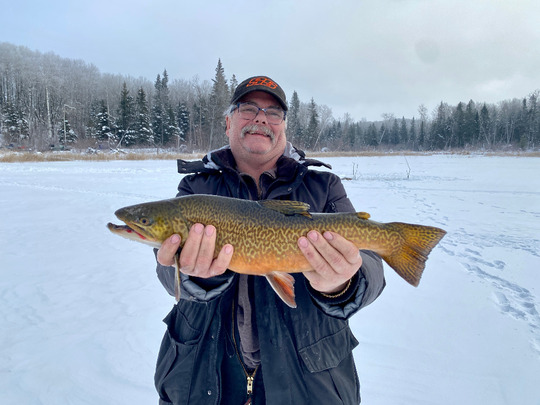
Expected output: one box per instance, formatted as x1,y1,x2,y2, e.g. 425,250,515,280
0,150,204,163
1,149,539,163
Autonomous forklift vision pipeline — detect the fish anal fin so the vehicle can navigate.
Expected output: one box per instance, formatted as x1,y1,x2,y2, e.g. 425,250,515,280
258,200,312,218
265,272,297,308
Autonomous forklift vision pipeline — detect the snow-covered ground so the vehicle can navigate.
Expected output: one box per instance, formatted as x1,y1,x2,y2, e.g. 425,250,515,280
1,155,539,404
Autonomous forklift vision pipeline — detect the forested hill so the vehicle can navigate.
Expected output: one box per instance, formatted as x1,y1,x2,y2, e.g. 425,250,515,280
1,42,538,152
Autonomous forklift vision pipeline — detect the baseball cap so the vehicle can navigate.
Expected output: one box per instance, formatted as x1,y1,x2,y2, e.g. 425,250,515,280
231,76,288,111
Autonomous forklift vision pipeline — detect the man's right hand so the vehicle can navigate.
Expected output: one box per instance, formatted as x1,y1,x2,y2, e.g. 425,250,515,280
156,223,234,278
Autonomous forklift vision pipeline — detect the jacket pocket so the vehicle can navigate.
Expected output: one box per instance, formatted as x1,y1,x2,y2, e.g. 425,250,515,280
298,326,359,373
154,304,205,404
298,327,361,404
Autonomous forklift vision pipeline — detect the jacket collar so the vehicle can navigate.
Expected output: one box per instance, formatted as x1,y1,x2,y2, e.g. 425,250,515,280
178,142,331,175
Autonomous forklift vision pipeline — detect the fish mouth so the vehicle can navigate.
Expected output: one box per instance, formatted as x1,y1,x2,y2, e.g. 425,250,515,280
106,222,160,247
107,222,147,239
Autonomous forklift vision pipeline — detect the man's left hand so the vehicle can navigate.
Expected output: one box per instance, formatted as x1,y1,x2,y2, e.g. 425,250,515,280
299,231,362,294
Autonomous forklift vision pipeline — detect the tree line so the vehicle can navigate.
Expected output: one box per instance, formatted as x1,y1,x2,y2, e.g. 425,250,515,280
1,42,539,152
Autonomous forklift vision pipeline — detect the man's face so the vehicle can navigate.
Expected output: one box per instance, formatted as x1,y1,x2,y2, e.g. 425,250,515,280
226,91,287,162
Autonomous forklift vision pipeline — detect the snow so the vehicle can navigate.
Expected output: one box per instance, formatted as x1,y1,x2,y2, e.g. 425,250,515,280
1,155,539,404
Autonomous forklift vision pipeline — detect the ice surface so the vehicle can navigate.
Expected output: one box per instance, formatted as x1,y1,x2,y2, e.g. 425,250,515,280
1,155,539,404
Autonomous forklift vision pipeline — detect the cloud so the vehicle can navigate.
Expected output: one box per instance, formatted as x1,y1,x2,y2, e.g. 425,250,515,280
2,0,540,121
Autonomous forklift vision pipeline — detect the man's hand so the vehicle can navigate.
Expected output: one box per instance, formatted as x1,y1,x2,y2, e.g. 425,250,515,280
156,223,234,278
298,231,362,294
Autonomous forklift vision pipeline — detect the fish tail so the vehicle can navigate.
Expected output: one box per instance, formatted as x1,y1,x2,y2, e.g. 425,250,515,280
381,223,446,286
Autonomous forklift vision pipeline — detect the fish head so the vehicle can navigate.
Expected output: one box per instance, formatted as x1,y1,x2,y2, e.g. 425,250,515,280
108,199,189,247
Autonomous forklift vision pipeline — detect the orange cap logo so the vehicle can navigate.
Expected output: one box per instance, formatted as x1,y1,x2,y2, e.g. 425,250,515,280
246,77,278,89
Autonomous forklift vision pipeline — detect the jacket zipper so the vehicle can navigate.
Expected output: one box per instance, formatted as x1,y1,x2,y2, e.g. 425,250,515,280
231,300,260,402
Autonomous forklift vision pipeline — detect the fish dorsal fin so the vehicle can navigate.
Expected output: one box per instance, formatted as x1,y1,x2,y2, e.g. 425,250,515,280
356,212,371,220
265,272,297,308
258,200,312,218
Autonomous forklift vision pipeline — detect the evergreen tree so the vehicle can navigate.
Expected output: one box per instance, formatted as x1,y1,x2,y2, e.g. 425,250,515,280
417,104,429,150
418,120,426,150
305,98,319,150
464,100,479,147
323,121,337,149
209,59,229,149
399,117,408,147
344,122,356,150
58,118,77,145
19,110,30,144
367,122,378,147
152,70,173,145
479,103,493,147
152,74,164,145
497,99,520,145
390,118,400,145
355,123,364,148
528,91,540,147
287,91,302,146
333,121,343,149
166,105,181,148
177,102,190,145
192,92,209,149
116,82,136,146
135,87,153,145
431,102,452,150
2,101,25,144
409,117,417,150
453,102,465,148
229,74,238,103
94,99,116,145
515,98,529,148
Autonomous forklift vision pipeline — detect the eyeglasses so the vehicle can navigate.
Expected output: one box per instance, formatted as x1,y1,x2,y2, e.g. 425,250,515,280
234,102,286,125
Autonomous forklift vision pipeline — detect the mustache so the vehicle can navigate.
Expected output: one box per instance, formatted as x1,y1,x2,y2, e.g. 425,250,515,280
241,124,275,141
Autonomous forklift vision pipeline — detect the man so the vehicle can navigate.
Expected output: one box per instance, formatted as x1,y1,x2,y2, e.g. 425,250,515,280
154,75,385,404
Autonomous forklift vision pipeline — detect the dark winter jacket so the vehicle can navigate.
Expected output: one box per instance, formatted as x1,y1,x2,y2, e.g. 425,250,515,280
154,144,385,404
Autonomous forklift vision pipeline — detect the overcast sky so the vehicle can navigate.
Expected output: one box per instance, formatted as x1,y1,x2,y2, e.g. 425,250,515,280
2,0,540,121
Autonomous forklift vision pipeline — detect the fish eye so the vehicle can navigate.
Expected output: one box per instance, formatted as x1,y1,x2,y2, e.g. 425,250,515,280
140,217,151,226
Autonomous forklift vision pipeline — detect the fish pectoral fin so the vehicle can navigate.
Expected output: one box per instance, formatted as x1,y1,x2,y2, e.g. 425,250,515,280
258,200,312,218
265,272,297,308
174,254,181,302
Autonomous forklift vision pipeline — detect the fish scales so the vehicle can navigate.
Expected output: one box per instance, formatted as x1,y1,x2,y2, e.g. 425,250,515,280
159,196,372,273
108,194,446,306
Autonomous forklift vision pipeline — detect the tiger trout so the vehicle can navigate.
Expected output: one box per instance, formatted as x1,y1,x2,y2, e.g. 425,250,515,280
107,194,446,308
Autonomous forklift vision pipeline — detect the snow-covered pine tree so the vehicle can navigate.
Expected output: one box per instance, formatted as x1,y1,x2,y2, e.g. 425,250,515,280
367,122,379,147
117,82,136,146
229,74,238,101
152,71,173,146
94,99,116,146
399,117,408,147
305,98,319,150
409,117,417,150
58,118,77,145
135,87,153,145
176,102,190,146
287,91,302,146
2,101,29,145
208,59,229,149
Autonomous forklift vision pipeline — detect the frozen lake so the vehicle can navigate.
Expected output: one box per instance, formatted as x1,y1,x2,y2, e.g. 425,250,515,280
1,154,539,404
